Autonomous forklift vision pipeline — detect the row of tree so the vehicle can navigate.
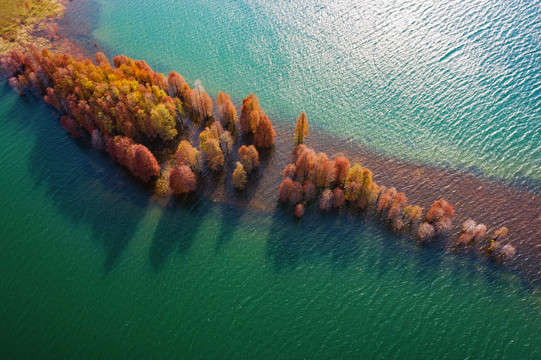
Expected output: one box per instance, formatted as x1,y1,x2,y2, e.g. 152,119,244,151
280,112,514,259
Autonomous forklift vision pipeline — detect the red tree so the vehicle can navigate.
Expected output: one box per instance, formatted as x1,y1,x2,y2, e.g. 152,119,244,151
169,165,197,194
332,188,345,208
60,116,82,138
295,147,316,180
295,204,305,218
255,113,276,148
167,71,187,97
333,157,350,186
283,164,296,179
425,199,454,232
239,93,261,134
95,52,111,68
133,144,160,182
387,192,407,221
238,145,260,173
279,178,293,203
216,91,238,133
303,181,316,201
319,189,333,211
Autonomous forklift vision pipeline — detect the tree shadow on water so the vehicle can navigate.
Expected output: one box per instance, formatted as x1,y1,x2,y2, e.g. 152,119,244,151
29,118,151,274
264,205,367,272
148,196,207,271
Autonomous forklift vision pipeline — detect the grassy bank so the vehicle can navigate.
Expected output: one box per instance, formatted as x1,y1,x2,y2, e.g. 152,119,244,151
0,0,64,53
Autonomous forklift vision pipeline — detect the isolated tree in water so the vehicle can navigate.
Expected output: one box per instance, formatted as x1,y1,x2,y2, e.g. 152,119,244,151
233,162,247,190
294,112,309,145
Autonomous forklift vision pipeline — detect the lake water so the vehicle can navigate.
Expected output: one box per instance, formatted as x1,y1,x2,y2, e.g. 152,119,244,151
1,0,541,358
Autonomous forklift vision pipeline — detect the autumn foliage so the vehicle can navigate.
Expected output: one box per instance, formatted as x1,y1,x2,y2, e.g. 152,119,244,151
239,93,276,147
169,165,197,194
233,162,247,190
418,199,455,241
105,136,159,182
133,144,161,182
216,91,238,134
238,145,260,173
239,93,261,134
458,219,487,245
294,112,308,145
203,138,224,171
2,48,513,260
295,204,305,218
176,140,202,172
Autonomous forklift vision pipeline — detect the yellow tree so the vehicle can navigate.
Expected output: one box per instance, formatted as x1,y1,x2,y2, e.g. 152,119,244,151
294,112,309,145
233,162,247,190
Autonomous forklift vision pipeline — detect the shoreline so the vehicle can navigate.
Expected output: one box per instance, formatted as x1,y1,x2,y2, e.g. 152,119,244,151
3,4,540,287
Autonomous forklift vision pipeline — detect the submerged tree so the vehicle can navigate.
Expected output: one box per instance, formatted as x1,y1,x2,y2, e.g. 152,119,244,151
203,138,224,171
295,203,305,218
232,162,247,190
255,113,276,148
169,165,197,194
216,91,238,134
303,181,316,202
239,93,261,134
425,199,455,233
333,157,350,187
176,140,202,172
133,144,161,182
278,178,302,205
417,199,455,242
459,219,488,246
319,189,333,211
294,112,309,145
403,205,423,225
418,222,435,242
387,192,407,221
238,145,260,173
239,93,276,147
332,188,345,208
283,163,297,179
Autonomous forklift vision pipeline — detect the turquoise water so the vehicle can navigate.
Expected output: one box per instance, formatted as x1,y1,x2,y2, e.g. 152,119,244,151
92,0,541,185
2,0,541,358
